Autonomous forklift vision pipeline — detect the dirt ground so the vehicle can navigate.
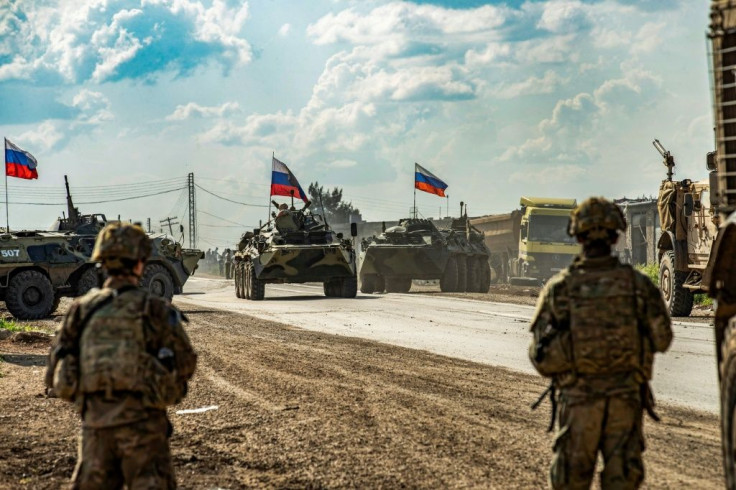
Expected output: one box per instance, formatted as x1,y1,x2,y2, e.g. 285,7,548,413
0,300,723,489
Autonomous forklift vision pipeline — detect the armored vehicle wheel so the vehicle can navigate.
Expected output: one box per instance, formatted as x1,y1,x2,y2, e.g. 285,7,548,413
248,262,265,300
324,279,340,297
6,270,55,320
359,274,376,294
51,294,61,314
244,264,251,299
234,266,242,298
659,251,693,317
466,257,482,292
141,264,175,300
440,256,459,292
75,267,99,296
340,276,358,298
455,256,468,292
721,321,736,489
375,275,386,293
479,259,491,293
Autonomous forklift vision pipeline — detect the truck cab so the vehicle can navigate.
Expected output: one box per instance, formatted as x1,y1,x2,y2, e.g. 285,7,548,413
512,197,581,283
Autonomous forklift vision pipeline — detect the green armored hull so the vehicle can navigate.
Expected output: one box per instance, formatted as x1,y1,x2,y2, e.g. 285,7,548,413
358,217,491,294
233,203,358,300
253,244,356,283
359,244,448,279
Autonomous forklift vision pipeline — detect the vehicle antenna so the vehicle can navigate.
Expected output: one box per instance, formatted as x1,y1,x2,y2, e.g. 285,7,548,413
319,192,330,231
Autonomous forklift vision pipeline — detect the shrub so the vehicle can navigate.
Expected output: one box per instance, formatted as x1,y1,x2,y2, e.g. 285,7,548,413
636,263,659,287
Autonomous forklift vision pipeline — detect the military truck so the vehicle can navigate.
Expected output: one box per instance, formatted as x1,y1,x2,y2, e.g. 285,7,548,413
233,201,358,300
0,231,97,319
51,175,203,300
654,140,718,317
707,2,736,485
470,197,580,286
358,205,491,294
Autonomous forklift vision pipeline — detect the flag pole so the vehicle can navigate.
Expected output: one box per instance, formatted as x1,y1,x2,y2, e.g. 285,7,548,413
3,138,7,233
268,152,274,226
413,163,417,219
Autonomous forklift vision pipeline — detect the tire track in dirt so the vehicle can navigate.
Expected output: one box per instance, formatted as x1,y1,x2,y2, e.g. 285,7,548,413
0,305,725,489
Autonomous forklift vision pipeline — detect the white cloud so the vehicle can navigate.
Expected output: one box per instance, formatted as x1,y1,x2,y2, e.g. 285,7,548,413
631,22,666,55
166,102,241,121
72,89,114,125
537,0,590,34
17,121,64,151
278,23,291,37
492,71,564,99
502,64,661,165
307,2,506,47
0,0,253,84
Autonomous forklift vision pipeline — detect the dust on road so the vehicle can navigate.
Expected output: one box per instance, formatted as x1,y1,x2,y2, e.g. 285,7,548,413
0,303,723,489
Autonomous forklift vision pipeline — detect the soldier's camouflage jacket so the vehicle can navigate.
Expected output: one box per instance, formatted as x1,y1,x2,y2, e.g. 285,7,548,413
529,255,672,394
46,277,197,427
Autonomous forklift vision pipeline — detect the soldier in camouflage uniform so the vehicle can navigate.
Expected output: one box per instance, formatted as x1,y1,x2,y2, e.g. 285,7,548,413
529,197,672,490
45,222,197,489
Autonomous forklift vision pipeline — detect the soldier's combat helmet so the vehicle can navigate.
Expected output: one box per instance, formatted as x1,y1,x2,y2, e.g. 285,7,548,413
568,197,626,241
91,222,152,270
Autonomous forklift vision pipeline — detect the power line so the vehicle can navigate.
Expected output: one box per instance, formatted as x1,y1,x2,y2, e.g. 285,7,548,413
198,209,254,227
199,223,244,228
195,184,269,208
2,187,186,205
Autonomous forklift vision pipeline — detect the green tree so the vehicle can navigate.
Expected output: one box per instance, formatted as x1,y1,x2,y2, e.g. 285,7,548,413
308,182,361,224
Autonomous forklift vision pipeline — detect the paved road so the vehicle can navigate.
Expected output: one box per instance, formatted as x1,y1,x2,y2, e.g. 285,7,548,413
177,277,718,413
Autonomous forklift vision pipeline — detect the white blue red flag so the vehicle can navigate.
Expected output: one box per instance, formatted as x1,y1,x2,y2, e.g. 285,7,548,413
5,138,38,180
271,157,308,202
415,163,447,197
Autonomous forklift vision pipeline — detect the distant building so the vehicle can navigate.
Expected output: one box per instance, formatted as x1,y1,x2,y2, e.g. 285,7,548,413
614,198,660,266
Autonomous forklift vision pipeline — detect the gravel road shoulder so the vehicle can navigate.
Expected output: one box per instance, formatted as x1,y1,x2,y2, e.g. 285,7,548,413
0,303,723,489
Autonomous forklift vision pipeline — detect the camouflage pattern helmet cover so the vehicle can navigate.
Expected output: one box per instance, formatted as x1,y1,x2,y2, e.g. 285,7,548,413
91,222,152,268
568,197,626,240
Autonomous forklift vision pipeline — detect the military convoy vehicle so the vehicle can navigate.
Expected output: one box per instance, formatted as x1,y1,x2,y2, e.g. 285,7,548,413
708,2,736,485
0,231,98,319
233,201,358,300
653,140,718,317
470,197,580,286
358,205,491,294
0,177,203,320
51,175,203,300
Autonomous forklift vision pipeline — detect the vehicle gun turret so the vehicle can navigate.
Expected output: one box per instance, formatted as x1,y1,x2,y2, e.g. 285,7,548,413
653,139,676,182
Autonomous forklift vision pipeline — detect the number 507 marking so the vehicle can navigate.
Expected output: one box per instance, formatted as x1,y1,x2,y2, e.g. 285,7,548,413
1,249,20,258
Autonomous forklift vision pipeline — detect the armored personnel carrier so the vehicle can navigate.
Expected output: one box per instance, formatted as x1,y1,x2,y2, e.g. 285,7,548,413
50,175,203,300
0,231,96,319
233,201,358,300
359,206,491,294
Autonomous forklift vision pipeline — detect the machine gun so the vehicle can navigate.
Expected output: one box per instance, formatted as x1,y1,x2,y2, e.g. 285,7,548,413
653,139,675,182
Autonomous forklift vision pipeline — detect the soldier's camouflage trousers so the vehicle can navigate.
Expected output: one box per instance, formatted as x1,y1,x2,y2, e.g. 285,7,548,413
550,391,644,490
71,413,175,490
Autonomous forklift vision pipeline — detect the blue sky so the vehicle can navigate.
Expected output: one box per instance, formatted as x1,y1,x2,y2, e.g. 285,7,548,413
0,0,714,249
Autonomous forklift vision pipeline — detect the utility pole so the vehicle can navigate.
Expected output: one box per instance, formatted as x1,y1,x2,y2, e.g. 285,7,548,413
160,216,179,236
188,172,197,249
146,218,151,233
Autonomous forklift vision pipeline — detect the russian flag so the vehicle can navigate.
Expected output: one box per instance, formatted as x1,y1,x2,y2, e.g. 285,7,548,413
5,138,38,180
415,163,447,197
271,157,308,202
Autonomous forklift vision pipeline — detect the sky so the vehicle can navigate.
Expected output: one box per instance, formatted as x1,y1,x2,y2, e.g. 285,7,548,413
0,0,715,249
